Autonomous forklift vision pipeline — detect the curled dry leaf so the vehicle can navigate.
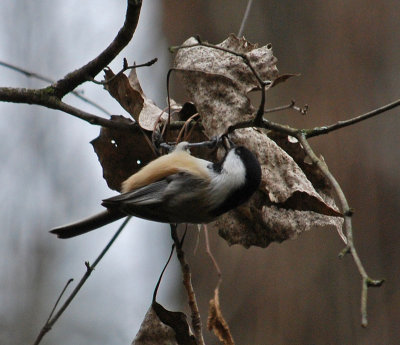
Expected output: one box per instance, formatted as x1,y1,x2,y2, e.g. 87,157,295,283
174,69,255,134
175,35,278,95
207,287,235,345
104,67,167,131
103,68,143,122
173,36,344,247
216,129,344,248
174,35,278,134
132,302,196,345
91,115,156,192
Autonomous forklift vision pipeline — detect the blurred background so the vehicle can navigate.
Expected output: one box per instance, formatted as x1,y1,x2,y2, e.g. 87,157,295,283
1,0,400,344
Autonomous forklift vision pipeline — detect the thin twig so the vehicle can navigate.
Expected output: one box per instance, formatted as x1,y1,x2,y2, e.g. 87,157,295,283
90,57,158,85
238,0,254,37
0,61,54,84
306,98,400,138
229,97,400,141
0,60,112,115
264,101,294,114
0,86,137,130
45,279,74,324
203,225,221,281
264,100,308,115
32,217,131,345
176,113,199,143
296,133,383,327
170,224,205,345
152,244,176,303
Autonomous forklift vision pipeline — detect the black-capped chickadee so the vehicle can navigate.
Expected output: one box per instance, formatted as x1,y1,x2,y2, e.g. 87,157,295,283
50,142,261,239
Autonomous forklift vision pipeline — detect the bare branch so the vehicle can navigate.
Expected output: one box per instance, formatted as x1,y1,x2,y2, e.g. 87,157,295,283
296,133,384,327
230,97,400,143
45,279,74,324
52,0,143,98
90,57,158,85
203,224,221,281
306,98,400,138
54,101,131,129
0,86,135,130
33,217,131,345
170,224,205,345
0,61,54,84
0,61,111,115
152,244,176,303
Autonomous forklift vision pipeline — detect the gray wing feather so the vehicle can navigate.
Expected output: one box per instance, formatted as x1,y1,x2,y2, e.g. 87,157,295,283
101,173,212,223
103,180,168,206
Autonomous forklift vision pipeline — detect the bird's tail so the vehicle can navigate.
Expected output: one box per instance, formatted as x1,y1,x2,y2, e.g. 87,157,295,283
50,209,126,239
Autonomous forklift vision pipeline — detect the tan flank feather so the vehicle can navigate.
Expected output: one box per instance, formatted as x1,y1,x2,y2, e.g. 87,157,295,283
121,150,211,193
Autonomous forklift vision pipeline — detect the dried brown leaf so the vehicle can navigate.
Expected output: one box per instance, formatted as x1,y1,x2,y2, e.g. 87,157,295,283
104,68,167,131
214,129,344,248
104,68,143,122
234,129,341,214
152,302,197,345
217,192,344,248
131,305,178,345
174,69,254,133
207,287,235,345
128,69,168,131
270,73,300,87
175,35,278,94
131,302,196,345
128,67,145,94
91,115,155,192
174,35,278,136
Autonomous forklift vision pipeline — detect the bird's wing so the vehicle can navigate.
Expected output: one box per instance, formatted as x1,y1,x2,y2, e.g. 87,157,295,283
102,172,211,223
103,179,168,206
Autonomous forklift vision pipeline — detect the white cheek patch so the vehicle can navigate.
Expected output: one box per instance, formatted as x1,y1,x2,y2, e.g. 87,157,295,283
208,150,246,206
221,150,246,187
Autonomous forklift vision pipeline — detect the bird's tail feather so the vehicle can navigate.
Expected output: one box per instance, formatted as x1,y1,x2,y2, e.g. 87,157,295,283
50,210,125,239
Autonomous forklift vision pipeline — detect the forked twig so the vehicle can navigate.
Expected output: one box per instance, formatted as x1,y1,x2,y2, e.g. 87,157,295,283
90,57,157,85
32,217,131,345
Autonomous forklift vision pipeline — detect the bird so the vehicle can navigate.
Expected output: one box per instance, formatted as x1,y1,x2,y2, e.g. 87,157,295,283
50,141,261,239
